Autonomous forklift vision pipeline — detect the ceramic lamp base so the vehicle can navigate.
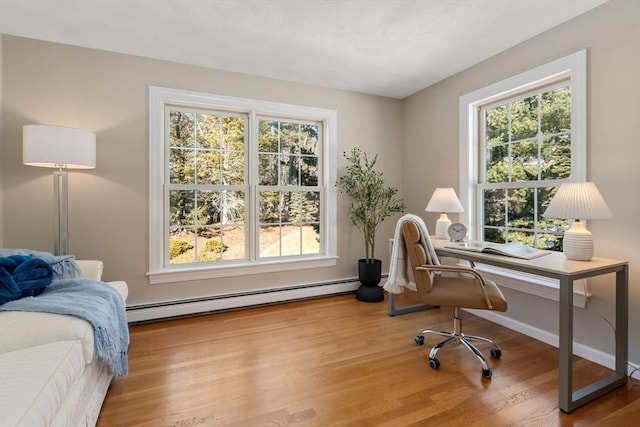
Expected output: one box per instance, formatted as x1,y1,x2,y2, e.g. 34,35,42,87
563,220,594,261
434,213,451,240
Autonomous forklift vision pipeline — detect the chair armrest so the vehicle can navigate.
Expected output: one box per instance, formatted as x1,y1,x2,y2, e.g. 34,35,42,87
75,260,104,281
416,264,493,309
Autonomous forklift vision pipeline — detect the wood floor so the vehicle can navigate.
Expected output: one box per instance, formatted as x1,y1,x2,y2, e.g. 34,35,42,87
98,293,640,426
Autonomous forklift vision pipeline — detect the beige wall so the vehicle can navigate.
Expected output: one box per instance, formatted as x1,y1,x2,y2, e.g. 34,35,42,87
0,35,403,305
404,0,640,362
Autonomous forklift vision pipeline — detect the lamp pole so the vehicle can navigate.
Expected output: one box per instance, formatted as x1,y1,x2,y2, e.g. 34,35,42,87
53,167,69,255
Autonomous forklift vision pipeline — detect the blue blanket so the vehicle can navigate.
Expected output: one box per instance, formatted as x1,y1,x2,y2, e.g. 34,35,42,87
0,255,54,304
0,278,129,377
0,248,80,279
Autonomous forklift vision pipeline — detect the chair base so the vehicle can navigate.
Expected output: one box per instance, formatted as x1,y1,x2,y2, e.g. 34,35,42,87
415,308,501,379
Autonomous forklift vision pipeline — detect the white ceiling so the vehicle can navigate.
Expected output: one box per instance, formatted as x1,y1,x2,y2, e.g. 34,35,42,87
0,0,607,99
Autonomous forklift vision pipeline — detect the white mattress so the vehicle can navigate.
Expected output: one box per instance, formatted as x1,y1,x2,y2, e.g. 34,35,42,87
52,362,112,427
0,311,96,361
0,340,86,426
0,280,128,362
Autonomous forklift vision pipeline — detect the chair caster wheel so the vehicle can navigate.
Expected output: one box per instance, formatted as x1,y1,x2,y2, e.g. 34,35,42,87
415,335,425,345
490,348,502,359
429,358,440,370
482,368,492,379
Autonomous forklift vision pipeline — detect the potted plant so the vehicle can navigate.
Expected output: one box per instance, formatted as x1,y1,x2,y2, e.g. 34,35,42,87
336,148,406,302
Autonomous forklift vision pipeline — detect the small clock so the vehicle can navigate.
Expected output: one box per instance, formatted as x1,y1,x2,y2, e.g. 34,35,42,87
447,222,467,242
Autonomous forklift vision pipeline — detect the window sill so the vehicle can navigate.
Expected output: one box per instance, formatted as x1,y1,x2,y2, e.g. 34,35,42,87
473,263,590,308
148,256,339,284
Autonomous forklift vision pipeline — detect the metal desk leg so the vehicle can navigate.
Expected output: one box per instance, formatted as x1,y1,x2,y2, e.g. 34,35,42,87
616,267,629,382
559,266,629,413
388,293,435,316
558,276,573,413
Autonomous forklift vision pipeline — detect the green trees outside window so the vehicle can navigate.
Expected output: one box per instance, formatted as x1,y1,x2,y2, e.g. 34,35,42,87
257,119,321,258
167,109,322,264
481,85,571,250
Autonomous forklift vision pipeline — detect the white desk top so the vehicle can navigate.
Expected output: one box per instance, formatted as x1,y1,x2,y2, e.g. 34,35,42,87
430,238,627,278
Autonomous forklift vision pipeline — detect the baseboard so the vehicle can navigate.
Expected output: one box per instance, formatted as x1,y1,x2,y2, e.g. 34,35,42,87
464,308,639,377
126,279,361,323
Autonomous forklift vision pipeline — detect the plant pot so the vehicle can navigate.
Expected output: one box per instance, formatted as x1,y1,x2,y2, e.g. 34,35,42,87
356,259,384,302
358,258,382,285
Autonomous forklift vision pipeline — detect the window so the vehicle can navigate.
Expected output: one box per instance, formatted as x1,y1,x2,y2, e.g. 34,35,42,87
459,50,588,305
459,50,586,243
148,87,338,284
256,119,322,258
167,109,247,264
479,83,571,250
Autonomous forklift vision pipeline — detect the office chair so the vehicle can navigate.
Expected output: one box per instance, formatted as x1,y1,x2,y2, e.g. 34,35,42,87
400,218,508,379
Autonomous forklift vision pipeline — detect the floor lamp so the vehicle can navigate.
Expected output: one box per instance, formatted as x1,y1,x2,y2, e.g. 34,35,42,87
23,124,96,256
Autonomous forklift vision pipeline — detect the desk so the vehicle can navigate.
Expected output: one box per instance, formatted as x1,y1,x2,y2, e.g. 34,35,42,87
392,238,629,413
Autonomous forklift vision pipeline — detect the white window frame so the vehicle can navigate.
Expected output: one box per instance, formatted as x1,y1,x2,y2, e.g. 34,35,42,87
458,50,589,306
148,86,338,284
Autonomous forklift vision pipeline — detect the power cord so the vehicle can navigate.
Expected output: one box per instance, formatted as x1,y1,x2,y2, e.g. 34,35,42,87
582,281,639,380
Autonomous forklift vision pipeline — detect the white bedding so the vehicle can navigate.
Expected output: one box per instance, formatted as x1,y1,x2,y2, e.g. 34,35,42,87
52,362,112,427
0,341,86,426
0,311,96,361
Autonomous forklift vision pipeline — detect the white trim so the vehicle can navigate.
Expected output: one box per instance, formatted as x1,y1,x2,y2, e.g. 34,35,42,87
127,279,359,322
148,255,338,284
148,86,338,281
148,87,165,272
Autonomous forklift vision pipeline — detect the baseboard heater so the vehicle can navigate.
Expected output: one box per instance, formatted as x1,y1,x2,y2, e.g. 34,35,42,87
126,276,376,323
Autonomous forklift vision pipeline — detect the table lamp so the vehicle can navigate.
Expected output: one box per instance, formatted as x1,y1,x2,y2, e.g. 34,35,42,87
23,124,96,255
425,187,463,239
542,182,611,261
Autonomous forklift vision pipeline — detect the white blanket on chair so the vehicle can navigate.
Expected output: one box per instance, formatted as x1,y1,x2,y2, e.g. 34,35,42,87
383,214,439,294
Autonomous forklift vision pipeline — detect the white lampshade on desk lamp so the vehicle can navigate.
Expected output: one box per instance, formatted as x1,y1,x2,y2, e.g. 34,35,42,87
425,187,463,239
542,182,611,261
23,124,96,255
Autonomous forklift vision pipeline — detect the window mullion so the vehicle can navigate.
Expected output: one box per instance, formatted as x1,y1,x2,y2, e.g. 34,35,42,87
507,102,513,183
248,110,258,262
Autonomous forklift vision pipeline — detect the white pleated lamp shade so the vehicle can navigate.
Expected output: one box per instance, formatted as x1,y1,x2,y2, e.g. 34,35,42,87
543,182,611,220
23,124,96,169
543,182,611,261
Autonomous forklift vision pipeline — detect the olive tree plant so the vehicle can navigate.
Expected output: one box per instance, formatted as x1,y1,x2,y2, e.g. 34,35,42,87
336,148,406,264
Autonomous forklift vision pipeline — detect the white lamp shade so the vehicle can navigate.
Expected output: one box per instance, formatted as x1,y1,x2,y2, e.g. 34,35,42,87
23,124,96,169
542,182,611,220
425,188,464,213
543,182,611,261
